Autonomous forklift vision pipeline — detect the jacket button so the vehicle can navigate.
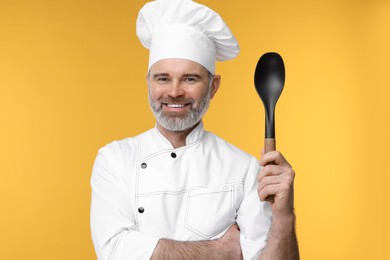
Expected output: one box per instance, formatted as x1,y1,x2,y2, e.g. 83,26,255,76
138,207,144,214
171,152,177,158
141,163,147,169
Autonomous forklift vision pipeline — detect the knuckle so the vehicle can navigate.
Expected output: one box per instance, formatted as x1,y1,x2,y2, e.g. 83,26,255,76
281,182,290,192
289,169,295,177
284,168,294,178
259,176,267,186
289,170,296,182
258,189,267,201
285,173,294,183
264,164,274,174
260,166,268,176
258,181,265,192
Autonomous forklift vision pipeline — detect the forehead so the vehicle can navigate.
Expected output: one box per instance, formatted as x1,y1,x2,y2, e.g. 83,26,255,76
150,58,209,76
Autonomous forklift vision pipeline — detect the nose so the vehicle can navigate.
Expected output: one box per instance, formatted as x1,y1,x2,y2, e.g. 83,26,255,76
168,80,185,98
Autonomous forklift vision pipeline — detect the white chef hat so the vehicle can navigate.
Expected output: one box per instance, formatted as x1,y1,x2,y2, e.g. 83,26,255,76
136,0,239,74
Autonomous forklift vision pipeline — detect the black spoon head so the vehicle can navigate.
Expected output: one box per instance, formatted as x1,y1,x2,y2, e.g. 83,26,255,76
254,52,285,107
254,52,285,138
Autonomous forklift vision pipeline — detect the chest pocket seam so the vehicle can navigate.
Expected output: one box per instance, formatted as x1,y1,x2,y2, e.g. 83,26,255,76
184,188,235,239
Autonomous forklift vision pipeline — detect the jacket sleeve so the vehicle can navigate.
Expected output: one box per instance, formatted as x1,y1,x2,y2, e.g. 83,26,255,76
236,157,272,260
90,144,159,260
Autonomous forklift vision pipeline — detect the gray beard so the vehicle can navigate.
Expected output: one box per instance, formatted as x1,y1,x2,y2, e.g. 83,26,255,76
148,85,212,132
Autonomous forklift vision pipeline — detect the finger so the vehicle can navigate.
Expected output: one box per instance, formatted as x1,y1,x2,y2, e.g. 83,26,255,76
259,151,281,166
258,181,293,202
259,165,296,184
257,167,296,200
258,183,279,202
259,174,295,198
259,150,291,167
257,164,283,182
257,175,281,192
260,148,265,158
259,171,295,191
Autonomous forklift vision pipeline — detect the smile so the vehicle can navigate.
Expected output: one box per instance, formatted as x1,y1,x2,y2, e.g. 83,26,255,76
167,104,186,108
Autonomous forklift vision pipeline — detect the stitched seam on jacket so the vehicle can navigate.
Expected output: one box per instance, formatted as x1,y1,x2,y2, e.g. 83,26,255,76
136,186,207,197
185,189,234,239
140,134,206,161
134,139,141,229
108,231,126,260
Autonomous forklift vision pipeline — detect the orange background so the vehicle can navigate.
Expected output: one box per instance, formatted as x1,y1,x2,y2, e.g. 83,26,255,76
0,0,389,259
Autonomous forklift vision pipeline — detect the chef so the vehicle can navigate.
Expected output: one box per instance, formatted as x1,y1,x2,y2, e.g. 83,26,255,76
90,0,299,259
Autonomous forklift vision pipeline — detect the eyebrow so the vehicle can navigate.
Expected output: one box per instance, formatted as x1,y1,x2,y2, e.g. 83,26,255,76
152,73,169,79
182,74,202,79
152,73,203,79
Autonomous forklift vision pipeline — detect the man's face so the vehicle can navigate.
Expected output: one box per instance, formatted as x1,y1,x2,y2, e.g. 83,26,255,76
147,58,220,132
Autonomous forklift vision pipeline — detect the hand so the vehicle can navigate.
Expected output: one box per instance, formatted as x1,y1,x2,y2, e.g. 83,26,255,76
257,150,295,219
218,224,243,260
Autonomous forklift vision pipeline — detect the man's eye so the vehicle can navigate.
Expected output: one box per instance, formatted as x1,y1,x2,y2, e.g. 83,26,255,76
184,77,197,83
156,77,169,83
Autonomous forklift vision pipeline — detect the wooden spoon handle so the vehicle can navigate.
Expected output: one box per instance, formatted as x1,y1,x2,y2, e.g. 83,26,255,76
264,138,276,153
264,138,276,202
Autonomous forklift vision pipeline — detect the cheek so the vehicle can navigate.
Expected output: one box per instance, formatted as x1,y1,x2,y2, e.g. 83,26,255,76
191,88,208,102
148,86,163,101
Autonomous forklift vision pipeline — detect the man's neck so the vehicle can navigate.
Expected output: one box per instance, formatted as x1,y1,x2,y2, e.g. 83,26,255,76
156,122,200,148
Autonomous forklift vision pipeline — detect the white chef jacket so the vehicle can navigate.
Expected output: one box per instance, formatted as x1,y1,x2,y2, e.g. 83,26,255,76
90,123,272,260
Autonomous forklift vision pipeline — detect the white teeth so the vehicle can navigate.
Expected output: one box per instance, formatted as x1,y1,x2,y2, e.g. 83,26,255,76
167,104,185,108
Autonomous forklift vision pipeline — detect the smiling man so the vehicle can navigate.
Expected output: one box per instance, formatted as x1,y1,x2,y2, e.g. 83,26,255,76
90,0,299,259
148,58,219,147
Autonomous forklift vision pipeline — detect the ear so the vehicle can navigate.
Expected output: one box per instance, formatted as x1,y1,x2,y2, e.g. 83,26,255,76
210,75,221,99
145,71,150,86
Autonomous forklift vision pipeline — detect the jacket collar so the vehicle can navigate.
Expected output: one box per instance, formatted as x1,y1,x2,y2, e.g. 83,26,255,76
153,122,205,150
